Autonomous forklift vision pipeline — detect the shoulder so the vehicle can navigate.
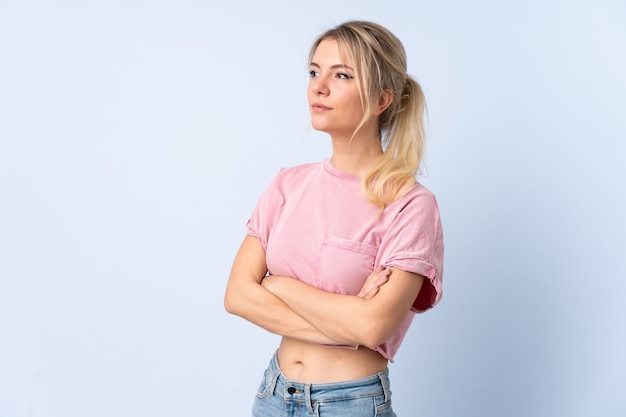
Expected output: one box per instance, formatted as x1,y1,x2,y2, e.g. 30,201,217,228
380,182,442,232
271,161,323,188
392,182,439,213
277,161,321,176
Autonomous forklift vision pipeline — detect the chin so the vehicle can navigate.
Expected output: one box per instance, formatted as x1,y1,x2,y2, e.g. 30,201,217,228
310,121,330,134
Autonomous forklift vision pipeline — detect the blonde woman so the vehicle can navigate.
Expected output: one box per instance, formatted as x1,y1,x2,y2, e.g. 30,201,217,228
225,20,444,417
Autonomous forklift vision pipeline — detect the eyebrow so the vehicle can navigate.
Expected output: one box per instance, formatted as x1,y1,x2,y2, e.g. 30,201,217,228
309,62,355,71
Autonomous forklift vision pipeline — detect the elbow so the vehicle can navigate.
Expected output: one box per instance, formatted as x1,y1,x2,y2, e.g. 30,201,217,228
223,287,241,315
353,305,406,346
224,276,263,317
223,296,234,314
356,320,394,348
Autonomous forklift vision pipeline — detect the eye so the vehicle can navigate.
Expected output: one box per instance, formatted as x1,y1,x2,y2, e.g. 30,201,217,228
336,72,354,80
309,70,319,78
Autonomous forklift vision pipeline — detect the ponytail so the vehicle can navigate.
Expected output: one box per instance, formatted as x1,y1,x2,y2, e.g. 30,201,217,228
362,76,427,209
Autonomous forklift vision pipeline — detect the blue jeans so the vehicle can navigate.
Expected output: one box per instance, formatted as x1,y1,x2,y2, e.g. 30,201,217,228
251,353,397,416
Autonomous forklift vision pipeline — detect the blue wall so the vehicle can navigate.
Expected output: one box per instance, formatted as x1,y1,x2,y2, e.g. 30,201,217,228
1,1,624,416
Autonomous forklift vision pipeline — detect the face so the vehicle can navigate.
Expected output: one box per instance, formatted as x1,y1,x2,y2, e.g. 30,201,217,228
308,39,368,138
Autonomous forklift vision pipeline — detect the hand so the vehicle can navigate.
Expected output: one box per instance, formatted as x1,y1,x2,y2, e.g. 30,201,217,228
356,266,391,300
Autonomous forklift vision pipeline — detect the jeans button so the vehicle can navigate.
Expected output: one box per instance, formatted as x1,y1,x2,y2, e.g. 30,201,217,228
287,387,296,395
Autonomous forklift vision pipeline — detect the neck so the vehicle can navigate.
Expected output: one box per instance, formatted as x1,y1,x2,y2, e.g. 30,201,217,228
329,128,383,177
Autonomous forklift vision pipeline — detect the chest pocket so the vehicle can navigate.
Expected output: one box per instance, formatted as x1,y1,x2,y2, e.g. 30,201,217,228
315,236,378,295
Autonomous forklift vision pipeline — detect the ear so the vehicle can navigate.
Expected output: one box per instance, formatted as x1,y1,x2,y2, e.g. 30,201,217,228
373,89,393,116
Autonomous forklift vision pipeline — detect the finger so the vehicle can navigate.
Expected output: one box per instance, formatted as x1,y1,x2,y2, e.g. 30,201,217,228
362,285,380,300
357,286,372,298
375,268,391,284
357,266,390,298
358,280,381,298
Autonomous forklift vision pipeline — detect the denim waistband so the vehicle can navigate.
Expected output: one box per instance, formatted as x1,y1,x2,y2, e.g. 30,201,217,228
263,352,392,413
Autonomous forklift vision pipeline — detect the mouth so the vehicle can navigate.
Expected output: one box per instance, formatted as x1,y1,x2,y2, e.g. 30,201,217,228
311,103,332,112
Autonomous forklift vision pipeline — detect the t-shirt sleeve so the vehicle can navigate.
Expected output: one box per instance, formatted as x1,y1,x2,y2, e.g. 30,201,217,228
377,192,444,313
245,170,285,250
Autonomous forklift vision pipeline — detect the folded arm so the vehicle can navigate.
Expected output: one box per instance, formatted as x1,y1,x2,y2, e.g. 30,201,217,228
224,235,340,344
262,268,424,347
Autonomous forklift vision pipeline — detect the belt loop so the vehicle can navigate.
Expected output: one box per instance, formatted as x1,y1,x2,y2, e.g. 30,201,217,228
268,368,280,396
305,383,313,413
378,371,392,404
268,354,281,396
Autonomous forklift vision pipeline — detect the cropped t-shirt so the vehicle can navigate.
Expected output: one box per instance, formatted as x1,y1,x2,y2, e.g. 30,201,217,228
246,159,443,361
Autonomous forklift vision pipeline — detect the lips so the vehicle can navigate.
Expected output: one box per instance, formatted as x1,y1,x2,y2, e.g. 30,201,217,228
311,103,332,112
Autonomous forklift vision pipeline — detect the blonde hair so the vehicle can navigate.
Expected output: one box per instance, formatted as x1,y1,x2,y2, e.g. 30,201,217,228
309,21,427,208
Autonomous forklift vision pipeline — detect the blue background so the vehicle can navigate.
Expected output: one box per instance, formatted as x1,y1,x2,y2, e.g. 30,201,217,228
1,1,625,416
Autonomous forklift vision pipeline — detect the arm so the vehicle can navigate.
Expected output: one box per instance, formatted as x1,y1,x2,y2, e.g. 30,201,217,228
224,235,342,344
262,268,424,347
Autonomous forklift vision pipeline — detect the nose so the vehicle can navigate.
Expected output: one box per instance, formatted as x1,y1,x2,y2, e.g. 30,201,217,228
310,76,329,96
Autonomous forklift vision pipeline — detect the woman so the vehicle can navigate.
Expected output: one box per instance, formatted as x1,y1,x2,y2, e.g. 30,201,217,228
225,20,443,416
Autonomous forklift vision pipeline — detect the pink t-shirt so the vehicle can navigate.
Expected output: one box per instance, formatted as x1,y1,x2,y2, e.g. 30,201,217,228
246,159,443,361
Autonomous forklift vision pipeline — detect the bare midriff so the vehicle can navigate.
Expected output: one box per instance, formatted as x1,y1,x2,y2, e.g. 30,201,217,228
276,337,388,383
